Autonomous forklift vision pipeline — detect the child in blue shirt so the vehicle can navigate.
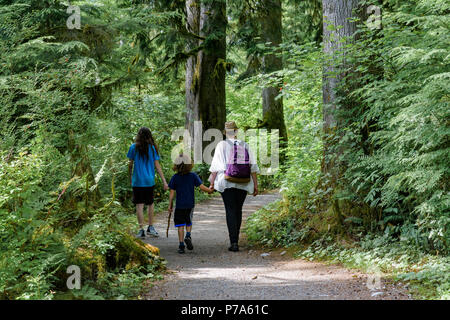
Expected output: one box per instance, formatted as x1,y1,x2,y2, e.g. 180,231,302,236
127,127,168,238
168,154,213,253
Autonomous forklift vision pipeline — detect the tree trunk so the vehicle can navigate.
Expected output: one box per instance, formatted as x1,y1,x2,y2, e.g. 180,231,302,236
185,0,227,140
185,0,201,138
259,0,287,159
322,0,360,175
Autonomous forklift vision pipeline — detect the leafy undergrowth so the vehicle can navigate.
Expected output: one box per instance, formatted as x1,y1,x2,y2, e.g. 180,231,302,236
0,151,166,300
245,200,450,300
297,236,450,300
0,201,167,300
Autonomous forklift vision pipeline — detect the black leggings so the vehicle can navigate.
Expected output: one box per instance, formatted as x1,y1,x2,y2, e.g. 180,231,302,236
220,188,248,245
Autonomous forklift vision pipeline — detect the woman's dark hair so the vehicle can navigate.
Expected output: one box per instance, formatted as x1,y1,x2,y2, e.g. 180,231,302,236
173,154,193,175
135,127,159,161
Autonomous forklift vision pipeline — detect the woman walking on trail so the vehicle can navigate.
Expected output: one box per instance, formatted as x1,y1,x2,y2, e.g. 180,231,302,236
209,121,259,252
128,127,169,238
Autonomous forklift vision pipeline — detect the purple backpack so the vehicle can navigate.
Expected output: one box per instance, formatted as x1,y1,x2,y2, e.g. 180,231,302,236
225,141,251,182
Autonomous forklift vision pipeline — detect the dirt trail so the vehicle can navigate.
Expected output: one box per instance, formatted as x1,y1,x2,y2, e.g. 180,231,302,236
144,192,409,300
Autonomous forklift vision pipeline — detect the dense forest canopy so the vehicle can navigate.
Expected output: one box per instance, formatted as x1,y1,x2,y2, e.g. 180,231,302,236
0,0,448,300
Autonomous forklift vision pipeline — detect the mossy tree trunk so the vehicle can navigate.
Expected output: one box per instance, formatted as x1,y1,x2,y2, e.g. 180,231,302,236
322,0,360,176
185,0,201,138
320,0,372,227
185,0,227,142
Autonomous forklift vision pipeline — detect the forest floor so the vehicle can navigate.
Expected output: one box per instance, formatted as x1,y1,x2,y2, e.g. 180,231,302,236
143,192,411,300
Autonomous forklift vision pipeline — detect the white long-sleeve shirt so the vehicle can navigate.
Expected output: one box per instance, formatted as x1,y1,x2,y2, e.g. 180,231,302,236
209,138,259,193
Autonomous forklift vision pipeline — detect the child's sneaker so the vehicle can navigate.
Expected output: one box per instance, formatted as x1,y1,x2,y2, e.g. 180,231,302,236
184,236,194,250
146,225,159,237
137,229,146,239
178,245,185,254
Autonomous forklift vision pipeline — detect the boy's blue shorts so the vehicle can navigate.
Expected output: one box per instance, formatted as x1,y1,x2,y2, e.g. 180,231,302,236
174,207,194,227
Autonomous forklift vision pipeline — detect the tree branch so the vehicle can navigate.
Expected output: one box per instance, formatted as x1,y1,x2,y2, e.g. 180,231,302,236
157,44,204,75
179,29,206,41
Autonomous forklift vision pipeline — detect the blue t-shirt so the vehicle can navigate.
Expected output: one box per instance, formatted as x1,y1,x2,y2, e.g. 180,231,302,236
168,172,202,209
127,143,161,187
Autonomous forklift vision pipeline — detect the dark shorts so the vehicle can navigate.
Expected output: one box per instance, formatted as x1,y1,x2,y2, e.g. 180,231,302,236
132,186,154,205
174,208,194,227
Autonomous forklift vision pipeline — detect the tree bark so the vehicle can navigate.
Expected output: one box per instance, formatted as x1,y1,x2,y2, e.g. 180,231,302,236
185,0,201,137
258,0,287,158
185,0,227,139
322,0,360,174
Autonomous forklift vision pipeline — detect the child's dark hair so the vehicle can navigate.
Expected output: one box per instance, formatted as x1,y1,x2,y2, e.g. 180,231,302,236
135,127,159,161
173,154,193,175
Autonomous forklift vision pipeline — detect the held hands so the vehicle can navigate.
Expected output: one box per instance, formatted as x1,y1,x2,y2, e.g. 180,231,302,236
163,182,169,191
200,184,214,194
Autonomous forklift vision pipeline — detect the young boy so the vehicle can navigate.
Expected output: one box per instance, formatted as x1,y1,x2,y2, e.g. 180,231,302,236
168,154,212,253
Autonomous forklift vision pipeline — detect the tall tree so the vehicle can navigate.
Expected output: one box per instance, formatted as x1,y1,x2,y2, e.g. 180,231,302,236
258,0,287,157
185,0,227,139
322,0,360,175
185,0,201,137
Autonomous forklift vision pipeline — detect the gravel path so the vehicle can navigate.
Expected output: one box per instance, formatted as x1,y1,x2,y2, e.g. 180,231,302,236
144,192,410,300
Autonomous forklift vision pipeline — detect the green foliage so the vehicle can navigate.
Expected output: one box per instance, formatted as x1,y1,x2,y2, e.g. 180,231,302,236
333,0,450,253
227,43,323,192
2,0,448,301
247,0,449,250
245,0,449,300
0,151,65,299
246,201,449,299
0,0,174,300
283,0,322,44
0,150,165,300
275,44,323,207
